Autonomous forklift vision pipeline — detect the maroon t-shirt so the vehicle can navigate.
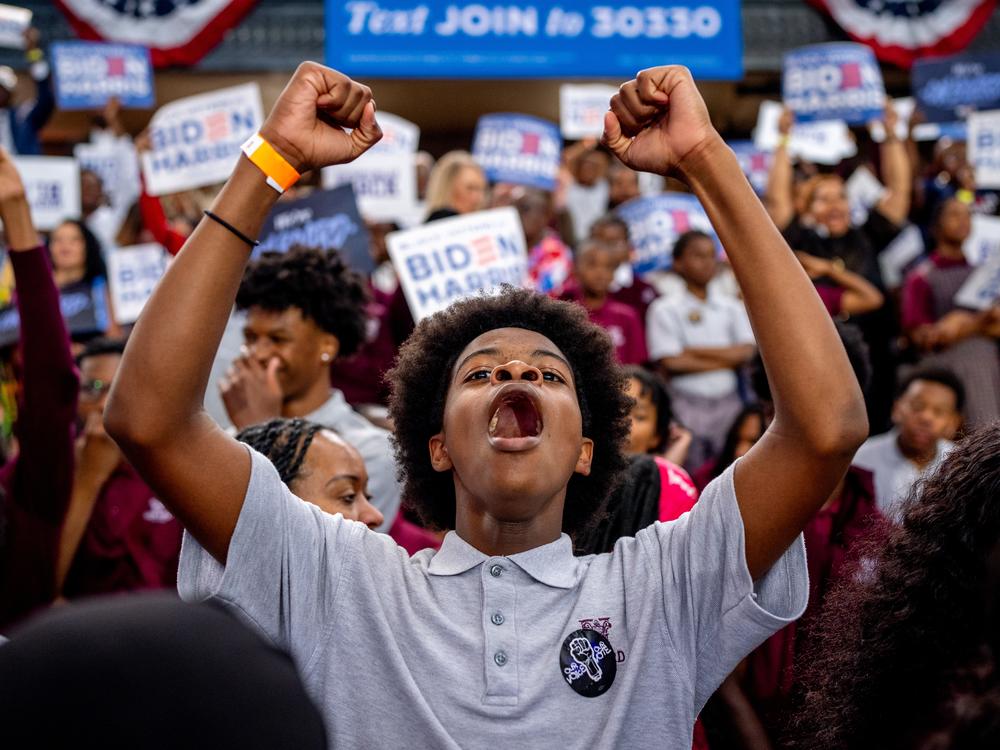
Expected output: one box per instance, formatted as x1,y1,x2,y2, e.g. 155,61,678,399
561,286,649,365
329,288,398,407
610,276,659,327
65,462,183,598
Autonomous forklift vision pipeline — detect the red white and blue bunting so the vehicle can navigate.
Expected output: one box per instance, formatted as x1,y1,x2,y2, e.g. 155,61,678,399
55,0,259,68
808,0,997,68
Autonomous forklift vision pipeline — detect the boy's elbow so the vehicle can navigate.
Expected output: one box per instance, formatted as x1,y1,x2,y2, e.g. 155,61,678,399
104,387,160,449
810,401,869,458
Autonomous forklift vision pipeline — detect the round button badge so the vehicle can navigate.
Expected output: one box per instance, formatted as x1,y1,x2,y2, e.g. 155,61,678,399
559,628,617,698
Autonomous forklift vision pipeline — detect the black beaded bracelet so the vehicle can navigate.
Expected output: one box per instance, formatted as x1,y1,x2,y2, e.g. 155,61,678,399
203,210,260,248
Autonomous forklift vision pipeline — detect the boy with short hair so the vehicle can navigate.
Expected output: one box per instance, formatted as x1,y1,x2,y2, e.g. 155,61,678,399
853,367,963,518
646,230,756,467
106,62,867,748
589,213,659,322
561,239,647,365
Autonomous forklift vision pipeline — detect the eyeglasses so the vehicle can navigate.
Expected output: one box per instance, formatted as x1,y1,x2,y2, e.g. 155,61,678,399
80,379,112,401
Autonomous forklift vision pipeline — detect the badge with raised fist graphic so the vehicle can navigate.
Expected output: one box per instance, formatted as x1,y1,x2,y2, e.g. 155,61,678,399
559,628,617,697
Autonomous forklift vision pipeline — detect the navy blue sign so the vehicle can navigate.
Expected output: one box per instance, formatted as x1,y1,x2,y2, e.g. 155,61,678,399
256,184,373,275
913,53,1000,124
0,278,106,348
52,41,154,110
324,1,743,80
472,113,561,190
783,43,885,125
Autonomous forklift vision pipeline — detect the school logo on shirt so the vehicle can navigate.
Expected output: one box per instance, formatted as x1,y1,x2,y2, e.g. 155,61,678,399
142,498,175,524
559,628,617,698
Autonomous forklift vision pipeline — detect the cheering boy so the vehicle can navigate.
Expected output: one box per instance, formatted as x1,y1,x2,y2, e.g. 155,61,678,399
106,63,867,748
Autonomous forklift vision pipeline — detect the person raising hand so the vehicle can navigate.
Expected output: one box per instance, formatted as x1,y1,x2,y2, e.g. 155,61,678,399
107,64,864,749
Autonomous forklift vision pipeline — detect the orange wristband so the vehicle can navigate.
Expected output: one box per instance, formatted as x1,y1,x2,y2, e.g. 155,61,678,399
241,133,301,193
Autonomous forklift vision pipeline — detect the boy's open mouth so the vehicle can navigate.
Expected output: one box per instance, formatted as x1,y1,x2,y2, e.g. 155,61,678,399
487,385,543,452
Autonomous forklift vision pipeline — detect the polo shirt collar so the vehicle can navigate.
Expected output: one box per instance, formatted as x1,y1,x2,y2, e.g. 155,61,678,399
428,532,579,589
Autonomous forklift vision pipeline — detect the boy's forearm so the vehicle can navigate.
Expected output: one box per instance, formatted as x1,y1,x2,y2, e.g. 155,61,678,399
106,157,279,446
680,137,866,451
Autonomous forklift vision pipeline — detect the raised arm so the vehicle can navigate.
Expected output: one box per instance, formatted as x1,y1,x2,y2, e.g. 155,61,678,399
104,63,381,563
763,108,795,231
875,103,911,226
604,67,867,579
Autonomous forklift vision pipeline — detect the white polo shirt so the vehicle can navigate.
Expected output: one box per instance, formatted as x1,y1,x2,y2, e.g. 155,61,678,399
180,447,806,749
646,289,756,399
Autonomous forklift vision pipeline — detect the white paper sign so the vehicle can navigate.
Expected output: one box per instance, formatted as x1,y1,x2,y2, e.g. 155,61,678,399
9,156,80,231
955,253,1000,310
560,84,617,140
369,111,420,154
387,207,528,321
879,224,925,289
322,151,418,223
74,139,141,212
107,243,168,325
969,109,1000,189
0,5,30,50
869,97,914,143
141,83,263,196
964,214,1000,266
753,100,856,165
845,165,886,223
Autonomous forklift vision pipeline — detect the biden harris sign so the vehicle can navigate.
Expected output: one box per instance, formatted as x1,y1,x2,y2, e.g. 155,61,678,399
325,1,743,80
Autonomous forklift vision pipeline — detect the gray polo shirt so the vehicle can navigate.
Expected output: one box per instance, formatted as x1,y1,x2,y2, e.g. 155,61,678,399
305,390,401,532
179,448,807,749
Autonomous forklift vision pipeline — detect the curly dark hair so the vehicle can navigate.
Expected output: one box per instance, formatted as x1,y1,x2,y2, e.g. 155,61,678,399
790,422,1000,749
235,246,369,358
387,286,631,537
235,417,324,487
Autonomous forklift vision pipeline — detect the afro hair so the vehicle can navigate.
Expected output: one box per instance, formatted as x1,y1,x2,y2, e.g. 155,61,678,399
235,246,369,358
387,286,631,538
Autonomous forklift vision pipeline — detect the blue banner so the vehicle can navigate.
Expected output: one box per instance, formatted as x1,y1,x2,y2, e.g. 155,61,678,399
615,192,718,274
52,41,154,110
912,53,1000,124
783,43,885,125
727,140,771,195
472,113,561,190
256,184,373,275
324,1,743,80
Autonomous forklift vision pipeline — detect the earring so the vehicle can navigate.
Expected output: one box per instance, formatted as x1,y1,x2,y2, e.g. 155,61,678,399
321,353,331,362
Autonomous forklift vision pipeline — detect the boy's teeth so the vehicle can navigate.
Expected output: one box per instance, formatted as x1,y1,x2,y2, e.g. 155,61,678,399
489,408,499,435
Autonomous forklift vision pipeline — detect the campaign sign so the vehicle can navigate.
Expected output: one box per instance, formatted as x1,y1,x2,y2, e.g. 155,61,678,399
387,207,528,321
325,0,743,80
0,4,30,50
0,280,103,349
615,193,717,274
368,112,420,154
963,214,1000,267
256,184,373,275
913,53,1000,123
9,157,80,231
322,151,418,223
52,41,154,111
727,140,771,195
141,83,263,197
107,243,168,325
74,140,142,213
969,110,1000,190
783,43,885,125
753,100,856,166
955,253,1000,311
560,84,617,139
472,113,561,191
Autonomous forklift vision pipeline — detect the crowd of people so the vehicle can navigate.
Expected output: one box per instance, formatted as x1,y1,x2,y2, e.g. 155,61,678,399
0,25,997,750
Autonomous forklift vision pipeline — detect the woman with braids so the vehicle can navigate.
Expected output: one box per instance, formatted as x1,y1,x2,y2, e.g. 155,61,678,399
105,62,866,747
236,418,382,529
791,423,1000,750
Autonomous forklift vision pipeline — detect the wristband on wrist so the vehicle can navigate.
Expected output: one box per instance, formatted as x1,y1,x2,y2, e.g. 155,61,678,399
777,134,791,148
956,188,975,205
25,48,43,63
241,133,300,194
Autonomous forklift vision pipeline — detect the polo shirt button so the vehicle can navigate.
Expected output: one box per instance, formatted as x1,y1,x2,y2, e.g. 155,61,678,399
494,650,508,667
489,564,503,578
491,612,505,626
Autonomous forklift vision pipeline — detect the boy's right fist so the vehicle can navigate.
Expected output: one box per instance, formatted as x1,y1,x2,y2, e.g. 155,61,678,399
258,62,382,174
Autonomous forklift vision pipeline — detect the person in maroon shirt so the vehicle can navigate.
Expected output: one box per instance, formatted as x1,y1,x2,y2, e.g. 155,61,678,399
0,149,79,630
561,239,648,365
589,213,659,323
58,337,183,597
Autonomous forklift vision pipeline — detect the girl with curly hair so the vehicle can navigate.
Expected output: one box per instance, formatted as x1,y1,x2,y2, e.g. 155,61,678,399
106,62,865,748
791,422,1000,750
